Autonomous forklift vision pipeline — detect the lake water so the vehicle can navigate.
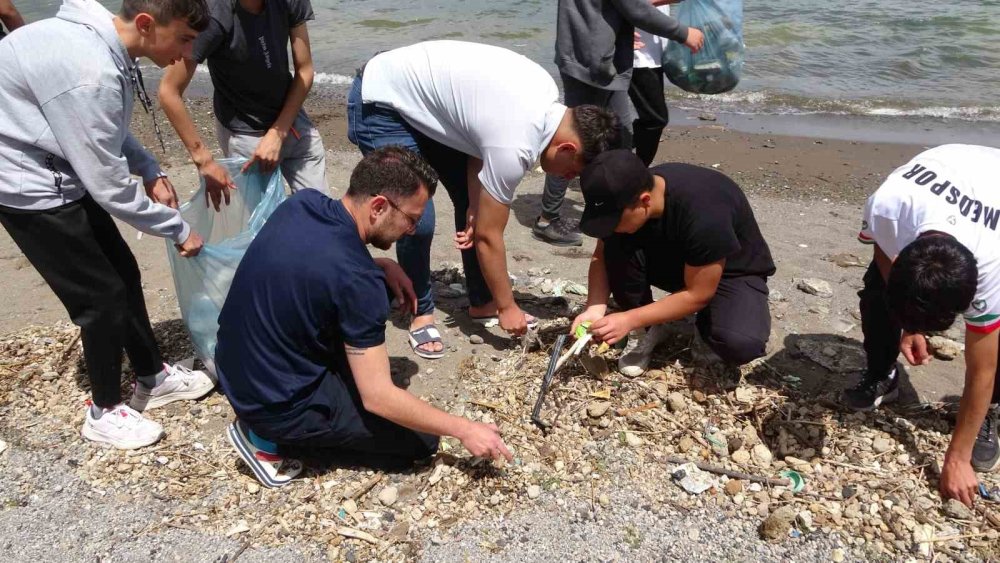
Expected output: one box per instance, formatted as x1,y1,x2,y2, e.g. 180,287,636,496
19,0,1000,123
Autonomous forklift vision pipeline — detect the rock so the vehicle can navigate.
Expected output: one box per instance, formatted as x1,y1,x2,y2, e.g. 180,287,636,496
942,498,974,520
0,439,7,456
761,505,798,540
428,464,446,485
872,436,893,454
725,480,743,495
526,485,541,499
246,482,260,494
831,548,845,562
587,401,612,418
832,319,856,333
226,520,251,537
468,334,484,345
342,499,359,515
752,443,773,466
667,392,687,413
624,432,642,447
734,386,754,403
809,305,831,315
697,113,717,121
768,289,785,303
796,278,834,298
678,436,695,453
651,381,670,399
742,425,761,447
824,252,866,268
378,486,399,507
691,390,707,403
598,494,610,507
731,449,751,464
927,336,961,360
727,435,744,454
912,523,934,556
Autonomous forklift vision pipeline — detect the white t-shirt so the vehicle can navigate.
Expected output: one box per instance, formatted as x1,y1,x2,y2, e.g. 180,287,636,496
859,144,1000,334
361,41,566,205
634,5,671,69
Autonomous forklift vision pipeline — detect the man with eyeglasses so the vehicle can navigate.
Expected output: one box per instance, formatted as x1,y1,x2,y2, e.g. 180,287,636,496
215,147,512,486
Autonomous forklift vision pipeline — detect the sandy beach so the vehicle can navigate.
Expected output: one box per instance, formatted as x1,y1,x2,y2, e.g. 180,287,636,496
0,94,993,562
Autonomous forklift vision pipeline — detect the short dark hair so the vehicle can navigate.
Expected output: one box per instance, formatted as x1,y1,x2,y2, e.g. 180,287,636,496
887,234,978,333
120,0,211,32
571,105,621,164
347,146,438,201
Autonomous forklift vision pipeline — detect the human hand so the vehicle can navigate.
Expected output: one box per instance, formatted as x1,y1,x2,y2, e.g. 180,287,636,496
499,304,528,336
939,455,979,508
634,31,645,50
900,331,931,366
457,421,513,462
176,229,204,258
378,258,417,315
144,175,179,209
242,129,283,174
684,27,705,54
589,312,634,345
455,214,475,250
572,306,606,335
198,159,236,212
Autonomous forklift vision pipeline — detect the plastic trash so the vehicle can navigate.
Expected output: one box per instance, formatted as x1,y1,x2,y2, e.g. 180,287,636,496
662,0,744,94
671,462,717,494
166,159,285,375
779,469,806,493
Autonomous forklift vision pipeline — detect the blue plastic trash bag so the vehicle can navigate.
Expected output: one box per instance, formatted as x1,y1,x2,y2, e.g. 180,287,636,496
166,159,285,376
662,0,744,95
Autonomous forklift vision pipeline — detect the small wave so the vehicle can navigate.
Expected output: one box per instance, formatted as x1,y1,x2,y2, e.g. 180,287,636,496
314,72,355,86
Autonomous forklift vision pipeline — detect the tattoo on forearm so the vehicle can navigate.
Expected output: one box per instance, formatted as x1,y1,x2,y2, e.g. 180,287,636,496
345,346,368,356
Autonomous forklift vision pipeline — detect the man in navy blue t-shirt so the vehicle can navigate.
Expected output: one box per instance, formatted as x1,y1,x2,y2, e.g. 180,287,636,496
216,147,512,487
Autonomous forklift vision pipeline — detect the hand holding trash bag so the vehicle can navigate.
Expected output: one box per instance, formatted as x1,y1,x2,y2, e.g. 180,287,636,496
197,158,237,212
683,26,705,53
176,230,204,258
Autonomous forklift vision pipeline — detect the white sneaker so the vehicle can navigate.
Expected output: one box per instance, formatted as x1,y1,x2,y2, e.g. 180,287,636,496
618,324,671,377
81,404,164,449
129,363,216,411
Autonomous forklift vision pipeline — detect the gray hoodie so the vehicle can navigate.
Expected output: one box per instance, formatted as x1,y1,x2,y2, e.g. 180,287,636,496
555,0,689,91
0,0,189,243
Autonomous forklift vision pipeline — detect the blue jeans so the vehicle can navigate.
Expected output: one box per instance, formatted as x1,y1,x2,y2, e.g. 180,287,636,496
347,75,493,314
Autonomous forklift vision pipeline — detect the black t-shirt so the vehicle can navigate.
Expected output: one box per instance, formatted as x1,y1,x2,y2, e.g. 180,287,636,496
612,163,775,287
192,0,315,133
215,190,389,424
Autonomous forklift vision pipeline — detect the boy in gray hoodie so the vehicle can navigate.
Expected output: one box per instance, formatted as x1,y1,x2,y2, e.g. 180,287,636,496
0,0,216,450
533,0,704,247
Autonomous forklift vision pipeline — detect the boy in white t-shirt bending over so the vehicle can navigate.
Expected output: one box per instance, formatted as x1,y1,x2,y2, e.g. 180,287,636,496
850,144,1000,507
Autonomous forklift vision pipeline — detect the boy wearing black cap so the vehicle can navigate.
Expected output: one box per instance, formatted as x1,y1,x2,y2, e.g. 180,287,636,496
572,150,775,376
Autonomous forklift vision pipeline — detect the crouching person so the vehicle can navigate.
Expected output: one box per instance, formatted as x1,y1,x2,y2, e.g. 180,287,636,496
215,147,512,487
572,150,776,376
846,144,1000,505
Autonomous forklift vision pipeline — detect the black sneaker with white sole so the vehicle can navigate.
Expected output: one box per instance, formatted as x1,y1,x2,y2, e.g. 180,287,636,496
972,405,1000,473
841,363,902,411
532,216,583,247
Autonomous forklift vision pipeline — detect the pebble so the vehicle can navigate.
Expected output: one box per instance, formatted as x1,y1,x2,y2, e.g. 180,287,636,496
246,482,260,494
469,335,484,345
624,432,642,447
760,505,797,540
598,494,610,507
927,335,961,360
526,485,541,499
842,485,857,500
831,548,845,562
678,436,695,453
796,278,834,298
667,392,686,413
731,449,751,464
725,480,743,495
378,486,399,507
942,498,974,520
872,437,892,454
586,401,612,418
752,443,773,466
767,289,785,303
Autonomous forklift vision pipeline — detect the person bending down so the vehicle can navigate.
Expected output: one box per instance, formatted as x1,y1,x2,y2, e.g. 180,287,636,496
847,144,1000,507
215,147,512,487
571,150,775,376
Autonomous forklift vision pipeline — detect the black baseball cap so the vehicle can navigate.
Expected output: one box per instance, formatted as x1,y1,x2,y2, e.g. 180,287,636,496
579,149,654,239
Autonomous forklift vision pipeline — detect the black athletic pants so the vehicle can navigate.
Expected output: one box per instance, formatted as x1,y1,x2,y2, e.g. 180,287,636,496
604,235,771,365
859,260,1000,402
628,67,669,166
0,195,163,407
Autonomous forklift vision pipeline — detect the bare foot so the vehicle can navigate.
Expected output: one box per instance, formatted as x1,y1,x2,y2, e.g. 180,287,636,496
410,313,443,355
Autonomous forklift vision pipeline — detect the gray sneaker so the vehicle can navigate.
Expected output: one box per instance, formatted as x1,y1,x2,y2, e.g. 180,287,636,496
532,216,583,247
972,405,999,473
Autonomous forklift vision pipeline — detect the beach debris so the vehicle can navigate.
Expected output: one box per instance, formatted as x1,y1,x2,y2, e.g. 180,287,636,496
671,462,717,495
225,520,251,537
795,278,834,298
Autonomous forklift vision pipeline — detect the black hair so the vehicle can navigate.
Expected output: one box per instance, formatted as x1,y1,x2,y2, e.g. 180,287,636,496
887,233,978,333
347,146,438,200
571,105,622,164
120,0,210,32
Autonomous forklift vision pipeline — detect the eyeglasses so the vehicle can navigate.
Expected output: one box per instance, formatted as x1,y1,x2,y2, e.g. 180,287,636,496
379,194,422,231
